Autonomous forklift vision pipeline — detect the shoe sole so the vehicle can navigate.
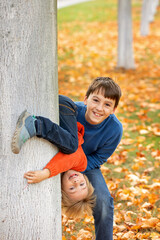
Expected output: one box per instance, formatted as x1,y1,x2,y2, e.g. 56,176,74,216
11,110,30,154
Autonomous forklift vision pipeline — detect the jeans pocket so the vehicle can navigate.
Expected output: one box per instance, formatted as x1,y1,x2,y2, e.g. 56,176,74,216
59,104,76,116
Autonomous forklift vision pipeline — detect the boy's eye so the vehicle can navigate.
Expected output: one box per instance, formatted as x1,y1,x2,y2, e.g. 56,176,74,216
69,187,75,190
93,99,98,102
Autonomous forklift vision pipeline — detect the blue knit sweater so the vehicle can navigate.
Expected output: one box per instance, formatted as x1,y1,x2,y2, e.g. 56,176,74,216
75,102,123,172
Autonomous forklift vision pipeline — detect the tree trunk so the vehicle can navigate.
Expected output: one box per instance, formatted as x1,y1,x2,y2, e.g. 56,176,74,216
141,0,159,36
0,1,61,239
149,0,159,22
140,0,152,36
117,0,135,69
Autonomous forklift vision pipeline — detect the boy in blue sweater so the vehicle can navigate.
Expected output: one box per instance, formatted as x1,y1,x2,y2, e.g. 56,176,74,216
11,77,123,240
75,77,122,240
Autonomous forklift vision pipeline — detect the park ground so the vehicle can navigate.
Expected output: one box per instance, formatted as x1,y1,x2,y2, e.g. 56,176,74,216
58,0,160,239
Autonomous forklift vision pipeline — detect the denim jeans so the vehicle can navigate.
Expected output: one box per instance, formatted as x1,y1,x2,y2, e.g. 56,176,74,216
35,95,78,154
36,95,113,240
85,169,114,240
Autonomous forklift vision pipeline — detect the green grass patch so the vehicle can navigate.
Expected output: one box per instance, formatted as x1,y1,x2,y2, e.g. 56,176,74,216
58,0,117,25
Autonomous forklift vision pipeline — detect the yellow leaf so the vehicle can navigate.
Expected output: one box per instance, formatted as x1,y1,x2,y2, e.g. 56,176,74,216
141,218,159,228
141,202,154,210
114,167,123,172
150,232,160,240
121,231,135,239
84,216,94,223
66,228,71,233
136,232,151,239
139,129,149,134
136,136,146,143
100,165,110,173
71,236,77,240
77,229,93,239
121,138,134,145
150,182,160,189
152,127,160,136
156,222,160,232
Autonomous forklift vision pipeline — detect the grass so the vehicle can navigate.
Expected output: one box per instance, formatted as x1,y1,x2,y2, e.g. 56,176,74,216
58,0,118,25
58,0,146,27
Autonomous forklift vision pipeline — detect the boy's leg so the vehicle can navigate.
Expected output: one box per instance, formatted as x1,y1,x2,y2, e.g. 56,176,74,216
11,95,78,154
11,110,37,154
85,168,114,240
36,95,78,154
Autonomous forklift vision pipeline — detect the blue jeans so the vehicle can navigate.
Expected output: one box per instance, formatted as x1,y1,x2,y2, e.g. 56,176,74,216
36,95,113,240
85,169,114,240
35,95,78,154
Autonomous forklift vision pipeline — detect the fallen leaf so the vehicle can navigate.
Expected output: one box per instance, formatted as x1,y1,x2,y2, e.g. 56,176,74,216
141,218,159,228
139,129,149,134
156,222,160,232
141,202,154,211
77,229,93,239
100,165,110,173
121,231,135,239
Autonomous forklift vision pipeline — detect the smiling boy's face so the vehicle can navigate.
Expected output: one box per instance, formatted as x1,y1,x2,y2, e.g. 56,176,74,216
61,170,88,201
84,90,116,125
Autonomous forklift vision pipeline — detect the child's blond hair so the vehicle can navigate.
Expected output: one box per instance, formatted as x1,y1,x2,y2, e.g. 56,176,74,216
61,175,96,219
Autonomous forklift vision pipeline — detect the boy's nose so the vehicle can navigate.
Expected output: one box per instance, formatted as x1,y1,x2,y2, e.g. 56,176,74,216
96,104,103,111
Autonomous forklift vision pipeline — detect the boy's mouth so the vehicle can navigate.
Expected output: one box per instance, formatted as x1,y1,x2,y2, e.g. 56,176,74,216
94,112,101,117
93,111,103,118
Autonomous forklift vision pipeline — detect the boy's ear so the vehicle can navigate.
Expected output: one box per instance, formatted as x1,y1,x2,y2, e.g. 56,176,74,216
112,107,116,114
84,96,87,105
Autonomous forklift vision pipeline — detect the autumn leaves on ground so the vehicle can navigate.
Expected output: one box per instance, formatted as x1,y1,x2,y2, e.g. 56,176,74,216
58,0,160,239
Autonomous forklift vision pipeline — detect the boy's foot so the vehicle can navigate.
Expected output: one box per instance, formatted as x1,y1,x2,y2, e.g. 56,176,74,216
11,110,36,154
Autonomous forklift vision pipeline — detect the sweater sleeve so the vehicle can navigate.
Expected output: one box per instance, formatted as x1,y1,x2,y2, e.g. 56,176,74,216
44,122,87,177
85,124,123,171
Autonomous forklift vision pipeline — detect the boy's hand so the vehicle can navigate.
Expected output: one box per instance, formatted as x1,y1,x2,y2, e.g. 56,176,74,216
24,169,50,184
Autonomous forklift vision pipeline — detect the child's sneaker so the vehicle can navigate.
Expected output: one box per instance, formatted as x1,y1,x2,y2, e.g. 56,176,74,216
11,110,36,154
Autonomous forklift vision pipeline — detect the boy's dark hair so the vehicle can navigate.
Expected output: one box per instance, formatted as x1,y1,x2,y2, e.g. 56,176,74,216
86,77,122,108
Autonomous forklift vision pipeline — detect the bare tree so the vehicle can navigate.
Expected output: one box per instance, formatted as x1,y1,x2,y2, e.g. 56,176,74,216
141,0,152,36
141,0,159,36
117,0,135,69
149,0,159,22
0,0,61,239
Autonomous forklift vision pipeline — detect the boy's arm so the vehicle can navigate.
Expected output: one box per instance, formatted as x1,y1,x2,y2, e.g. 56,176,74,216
85,128,122,171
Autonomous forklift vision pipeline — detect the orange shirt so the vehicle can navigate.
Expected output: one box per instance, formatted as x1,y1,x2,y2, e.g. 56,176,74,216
44,122,87,177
